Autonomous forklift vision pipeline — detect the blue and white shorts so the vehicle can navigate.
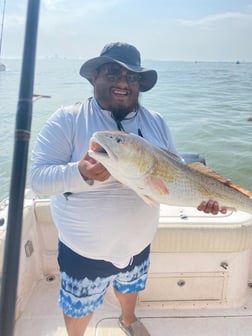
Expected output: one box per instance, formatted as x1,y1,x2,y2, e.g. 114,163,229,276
57,241,150,318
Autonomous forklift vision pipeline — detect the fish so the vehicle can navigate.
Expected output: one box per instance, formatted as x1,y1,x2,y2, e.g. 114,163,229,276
88,130,252,215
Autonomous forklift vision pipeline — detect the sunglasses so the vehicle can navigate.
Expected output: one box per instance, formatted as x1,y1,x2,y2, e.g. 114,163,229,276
105,71,142,84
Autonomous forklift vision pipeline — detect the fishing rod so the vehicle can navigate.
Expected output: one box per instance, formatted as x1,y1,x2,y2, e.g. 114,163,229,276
0,1,40,335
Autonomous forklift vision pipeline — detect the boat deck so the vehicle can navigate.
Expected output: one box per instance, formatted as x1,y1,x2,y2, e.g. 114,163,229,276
15,274,252,336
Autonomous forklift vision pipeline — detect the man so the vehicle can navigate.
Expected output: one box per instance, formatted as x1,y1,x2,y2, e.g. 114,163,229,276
30,42,225,336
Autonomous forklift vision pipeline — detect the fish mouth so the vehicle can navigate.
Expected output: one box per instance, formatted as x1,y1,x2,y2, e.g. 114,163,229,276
88,136,117,161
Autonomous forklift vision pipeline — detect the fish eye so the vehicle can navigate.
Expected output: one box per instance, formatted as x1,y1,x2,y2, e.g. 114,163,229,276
116,136,123,144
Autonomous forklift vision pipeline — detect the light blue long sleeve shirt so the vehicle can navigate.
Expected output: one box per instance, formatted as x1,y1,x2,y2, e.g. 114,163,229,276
30,97,178,267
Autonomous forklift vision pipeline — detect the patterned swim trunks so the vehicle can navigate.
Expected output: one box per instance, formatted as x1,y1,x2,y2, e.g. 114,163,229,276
57,241,150,318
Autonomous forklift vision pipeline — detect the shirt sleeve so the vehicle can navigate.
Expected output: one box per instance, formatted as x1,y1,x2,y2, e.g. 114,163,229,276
30,107,90,195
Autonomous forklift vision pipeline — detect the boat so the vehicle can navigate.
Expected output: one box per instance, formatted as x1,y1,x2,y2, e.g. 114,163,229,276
1,188,252,335
0,0,6,71
1,1,252,335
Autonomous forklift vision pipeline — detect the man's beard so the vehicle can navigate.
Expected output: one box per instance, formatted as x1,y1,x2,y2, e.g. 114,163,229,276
110,108,134,122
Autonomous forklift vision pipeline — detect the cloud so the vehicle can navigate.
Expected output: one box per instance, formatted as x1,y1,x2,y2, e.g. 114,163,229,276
177,11,252,29
3,1,252,61
41,0,126,15
36,0,130,57
39,0,129,35
42,0,63,10
171,9,252,61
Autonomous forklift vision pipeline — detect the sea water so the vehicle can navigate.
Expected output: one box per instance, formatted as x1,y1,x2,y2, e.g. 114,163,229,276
0,58,252,200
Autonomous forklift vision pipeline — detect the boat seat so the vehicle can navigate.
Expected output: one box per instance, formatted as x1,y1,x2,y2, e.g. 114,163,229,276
151,205,252,253
180,152,206,165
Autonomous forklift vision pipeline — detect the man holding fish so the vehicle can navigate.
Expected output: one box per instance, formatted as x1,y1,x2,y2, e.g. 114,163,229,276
30,42,229,336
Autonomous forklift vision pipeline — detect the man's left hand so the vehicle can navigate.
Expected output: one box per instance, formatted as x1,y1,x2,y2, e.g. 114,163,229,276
197,200,227,215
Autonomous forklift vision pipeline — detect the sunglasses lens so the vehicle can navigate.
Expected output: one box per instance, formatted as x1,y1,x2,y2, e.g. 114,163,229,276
126,74,141,83
106,74,118,82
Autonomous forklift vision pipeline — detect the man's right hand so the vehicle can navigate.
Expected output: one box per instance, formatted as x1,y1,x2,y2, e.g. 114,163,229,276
78,152,110,182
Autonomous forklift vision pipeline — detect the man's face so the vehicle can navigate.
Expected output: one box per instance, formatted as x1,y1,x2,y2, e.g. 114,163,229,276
92,63,141,119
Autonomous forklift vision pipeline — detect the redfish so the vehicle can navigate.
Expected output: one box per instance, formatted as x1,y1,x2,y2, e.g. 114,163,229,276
89,130,252,214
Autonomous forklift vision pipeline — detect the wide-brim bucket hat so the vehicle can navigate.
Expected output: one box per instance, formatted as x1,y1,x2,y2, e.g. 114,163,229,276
80,42,158,92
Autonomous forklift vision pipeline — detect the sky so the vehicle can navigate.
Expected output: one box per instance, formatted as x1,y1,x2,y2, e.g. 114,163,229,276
1,0,252,61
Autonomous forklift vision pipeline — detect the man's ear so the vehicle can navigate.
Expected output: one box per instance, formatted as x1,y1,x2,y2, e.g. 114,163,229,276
92,70,99,84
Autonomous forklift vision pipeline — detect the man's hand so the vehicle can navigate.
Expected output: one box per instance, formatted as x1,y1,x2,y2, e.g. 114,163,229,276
197,200,227,215
78,152,110,182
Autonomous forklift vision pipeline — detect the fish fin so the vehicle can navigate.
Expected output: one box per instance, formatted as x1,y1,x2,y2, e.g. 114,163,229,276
227,184,252,197
160,148,184,163
188,162,252,198
148,175,169,195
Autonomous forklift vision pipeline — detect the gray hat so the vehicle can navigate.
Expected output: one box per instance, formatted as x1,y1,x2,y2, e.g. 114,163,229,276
79,42,157,92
